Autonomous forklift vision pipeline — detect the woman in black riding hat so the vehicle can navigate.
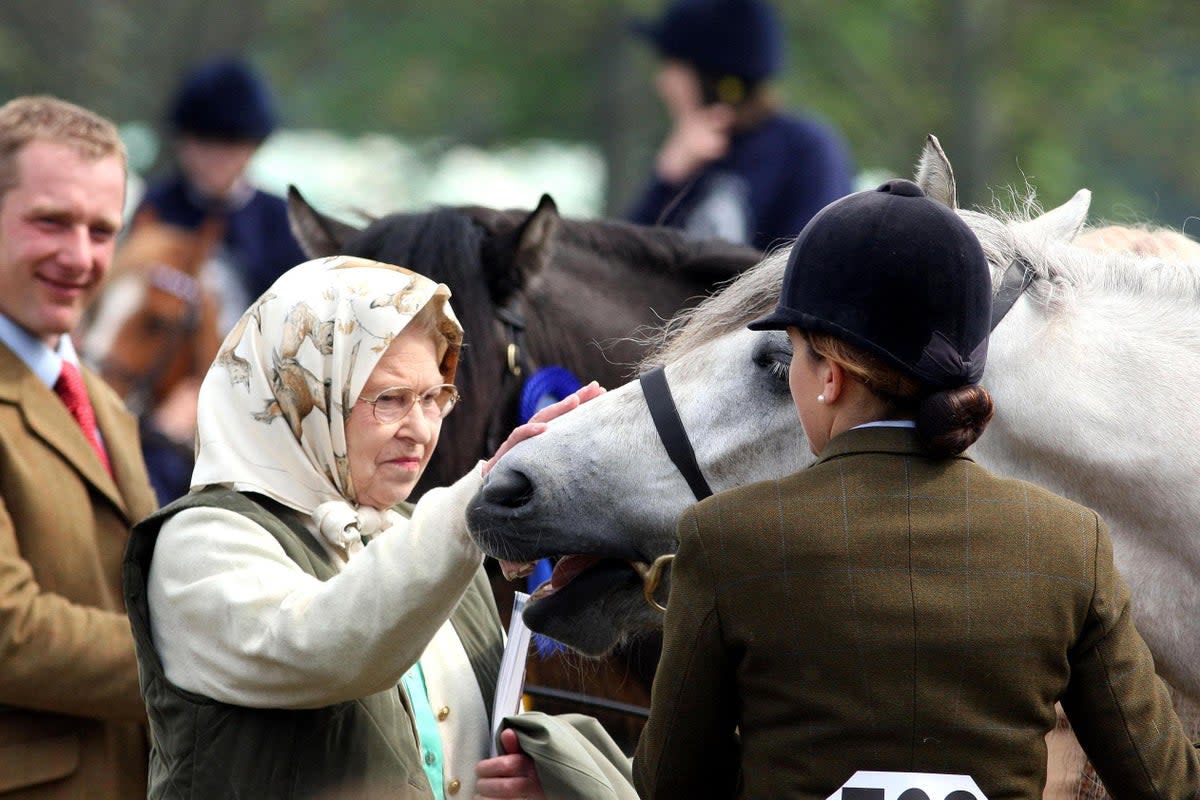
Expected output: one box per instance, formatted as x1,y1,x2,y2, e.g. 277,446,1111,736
634,180,1200,799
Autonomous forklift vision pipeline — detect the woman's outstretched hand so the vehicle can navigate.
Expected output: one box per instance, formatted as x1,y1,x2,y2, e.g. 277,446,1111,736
482,381,605,477
475,728,545,800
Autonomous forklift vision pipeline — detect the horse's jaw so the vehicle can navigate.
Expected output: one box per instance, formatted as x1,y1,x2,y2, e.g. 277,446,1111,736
468,384,693,654
520,561,663,656
471,499,674,657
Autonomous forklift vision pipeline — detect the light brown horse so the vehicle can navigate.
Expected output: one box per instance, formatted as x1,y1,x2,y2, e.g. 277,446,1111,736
79,216,225,421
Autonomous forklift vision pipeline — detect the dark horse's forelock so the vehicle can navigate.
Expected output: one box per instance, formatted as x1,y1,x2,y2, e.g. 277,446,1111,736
349,209,489,308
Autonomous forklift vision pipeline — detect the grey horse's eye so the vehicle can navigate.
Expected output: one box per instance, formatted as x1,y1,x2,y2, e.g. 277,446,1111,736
753,342,792,385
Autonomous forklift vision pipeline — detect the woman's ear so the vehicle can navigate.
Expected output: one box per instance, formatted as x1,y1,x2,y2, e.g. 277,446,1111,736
822,360,845,404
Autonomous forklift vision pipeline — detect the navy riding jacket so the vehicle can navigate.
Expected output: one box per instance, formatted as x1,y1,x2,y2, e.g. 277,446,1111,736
137,174,306,302
628,112,854,252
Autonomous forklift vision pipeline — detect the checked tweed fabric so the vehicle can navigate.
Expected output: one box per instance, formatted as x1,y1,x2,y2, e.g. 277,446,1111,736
634,426,1200,800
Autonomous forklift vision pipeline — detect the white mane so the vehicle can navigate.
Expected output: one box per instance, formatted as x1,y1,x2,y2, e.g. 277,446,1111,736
962,203,1200,313
644,198,1200,379
641,248,789,370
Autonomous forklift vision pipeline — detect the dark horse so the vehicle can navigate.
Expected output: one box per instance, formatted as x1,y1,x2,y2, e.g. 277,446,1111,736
287,187,760,750
287,187,760,498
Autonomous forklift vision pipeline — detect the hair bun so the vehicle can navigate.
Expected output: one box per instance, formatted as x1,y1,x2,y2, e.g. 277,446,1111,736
916,384,994,457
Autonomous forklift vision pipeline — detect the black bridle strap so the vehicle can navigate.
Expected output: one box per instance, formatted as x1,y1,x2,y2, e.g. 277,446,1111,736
484,301,530,455
639,367,713,501
990,257,1034,331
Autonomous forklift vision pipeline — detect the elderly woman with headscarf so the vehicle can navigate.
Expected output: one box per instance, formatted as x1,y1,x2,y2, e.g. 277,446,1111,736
124,256,596,799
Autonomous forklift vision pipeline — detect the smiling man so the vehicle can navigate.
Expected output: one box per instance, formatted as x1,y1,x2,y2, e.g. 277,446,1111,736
0,96,157,799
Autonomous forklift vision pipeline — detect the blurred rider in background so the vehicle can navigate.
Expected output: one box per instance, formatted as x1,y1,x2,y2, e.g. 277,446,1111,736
627,0,854,251
133,56,305,332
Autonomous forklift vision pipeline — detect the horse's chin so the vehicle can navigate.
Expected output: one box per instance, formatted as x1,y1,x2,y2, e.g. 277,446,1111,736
522,559,661,657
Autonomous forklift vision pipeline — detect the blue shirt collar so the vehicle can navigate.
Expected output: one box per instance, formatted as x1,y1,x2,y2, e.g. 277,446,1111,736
0,314,79,388
851,419,917,430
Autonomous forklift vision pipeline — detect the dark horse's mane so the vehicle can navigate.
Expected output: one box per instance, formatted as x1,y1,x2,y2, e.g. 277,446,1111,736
559,214,753,282
560,216,686,267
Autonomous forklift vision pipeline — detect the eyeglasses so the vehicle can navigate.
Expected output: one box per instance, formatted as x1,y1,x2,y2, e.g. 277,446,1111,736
361,384,460,424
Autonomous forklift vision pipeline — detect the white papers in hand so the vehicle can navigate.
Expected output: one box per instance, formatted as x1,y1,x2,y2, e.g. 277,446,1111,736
490,591,532,756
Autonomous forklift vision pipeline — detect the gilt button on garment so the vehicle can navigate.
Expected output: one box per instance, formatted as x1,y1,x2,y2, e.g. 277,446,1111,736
447,778,461,795
437,705,450,721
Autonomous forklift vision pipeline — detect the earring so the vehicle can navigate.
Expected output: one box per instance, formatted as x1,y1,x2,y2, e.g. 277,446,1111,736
817,394,826,404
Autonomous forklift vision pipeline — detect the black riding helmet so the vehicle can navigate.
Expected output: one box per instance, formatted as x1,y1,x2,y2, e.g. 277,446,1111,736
169,57,277,142
749,179,992,390
631,0,784,85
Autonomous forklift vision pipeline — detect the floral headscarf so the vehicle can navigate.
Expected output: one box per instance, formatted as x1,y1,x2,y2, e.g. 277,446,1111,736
191,255,463,545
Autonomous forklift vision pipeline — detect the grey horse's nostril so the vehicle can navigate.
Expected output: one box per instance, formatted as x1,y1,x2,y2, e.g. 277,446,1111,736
482,469,534,509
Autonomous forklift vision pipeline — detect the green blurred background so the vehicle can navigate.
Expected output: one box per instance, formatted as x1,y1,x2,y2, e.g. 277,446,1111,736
2,0,1196,231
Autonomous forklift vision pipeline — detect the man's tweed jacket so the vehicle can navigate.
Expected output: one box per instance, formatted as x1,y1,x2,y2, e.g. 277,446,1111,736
0,341,156,798
635,426,1199,800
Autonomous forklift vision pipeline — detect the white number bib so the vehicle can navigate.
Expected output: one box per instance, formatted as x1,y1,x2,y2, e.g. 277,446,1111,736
826,770,988,800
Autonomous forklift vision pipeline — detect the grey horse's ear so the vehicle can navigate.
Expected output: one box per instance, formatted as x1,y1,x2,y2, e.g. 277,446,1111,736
915,134,957,209
287,185,364,258
1021,188,1092,243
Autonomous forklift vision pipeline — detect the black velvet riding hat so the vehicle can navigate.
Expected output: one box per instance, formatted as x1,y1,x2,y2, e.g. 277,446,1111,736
748,179,992,389
632,0,784,83
169,57,278,142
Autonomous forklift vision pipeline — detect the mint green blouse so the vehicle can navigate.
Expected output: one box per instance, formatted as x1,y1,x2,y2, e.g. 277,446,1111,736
401,661,446,799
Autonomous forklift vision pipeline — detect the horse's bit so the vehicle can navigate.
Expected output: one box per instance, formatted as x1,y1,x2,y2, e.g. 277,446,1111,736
629,555,674,613
483,298,531,456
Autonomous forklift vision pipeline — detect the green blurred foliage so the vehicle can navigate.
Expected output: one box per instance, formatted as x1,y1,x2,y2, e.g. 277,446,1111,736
0,0,1196,227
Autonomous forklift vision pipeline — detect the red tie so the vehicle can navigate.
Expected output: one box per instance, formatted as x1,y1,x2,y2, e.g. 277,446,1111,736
54,361,112,476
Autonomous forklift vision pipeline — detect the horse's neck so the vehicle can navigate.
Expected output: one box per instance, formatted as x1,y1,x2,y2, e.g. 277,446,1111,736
971,276,1200,701
974,285,1200,542
535,262,710,383
520,287,629,384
